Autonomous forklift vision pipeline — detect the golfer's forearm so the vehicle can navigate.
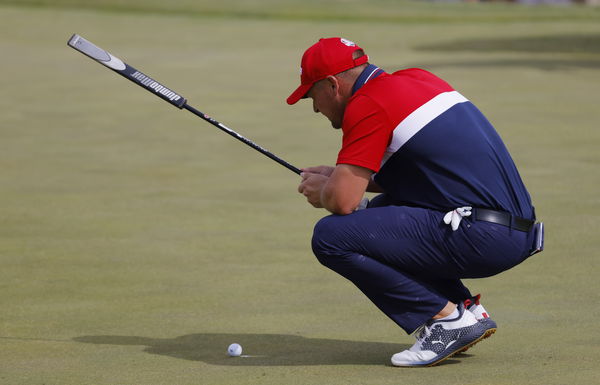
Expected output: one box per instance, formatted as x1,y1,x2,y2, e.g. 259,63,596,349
320,190,362,215
320,164,372,214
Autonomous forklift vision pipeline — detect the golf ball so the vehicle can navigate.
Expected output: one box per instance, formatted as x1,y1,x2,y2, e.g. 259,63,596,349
227,343,242,357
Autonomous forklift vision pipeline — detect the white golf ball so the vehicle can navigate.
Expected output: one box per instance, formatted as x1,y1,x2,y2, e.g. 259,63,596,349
227,343,242,357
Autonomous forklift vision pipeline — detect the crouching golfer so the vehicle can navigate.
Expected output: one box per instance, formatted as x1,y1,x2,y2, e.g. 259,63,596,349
288,37,543,367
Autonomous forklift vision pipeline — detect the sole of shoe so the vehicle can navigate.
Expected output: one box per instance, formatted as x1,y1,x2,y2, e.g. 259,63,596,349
456,327,496,354
458,318,497,354
424,330,491,367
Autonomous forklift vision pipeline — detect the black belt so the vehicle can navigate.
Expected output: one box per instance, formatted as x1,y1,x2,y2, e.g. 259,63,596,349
474,208,534,232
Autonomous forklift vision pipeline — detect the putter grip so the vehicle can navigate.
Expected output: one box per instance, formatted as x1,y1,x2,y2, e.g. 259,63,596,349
68,34,126,70
67,34,187,108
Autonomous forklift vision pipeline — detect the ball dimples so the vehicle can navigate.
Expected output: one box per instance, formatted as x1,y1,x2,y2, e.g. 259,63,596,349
228,343,242,357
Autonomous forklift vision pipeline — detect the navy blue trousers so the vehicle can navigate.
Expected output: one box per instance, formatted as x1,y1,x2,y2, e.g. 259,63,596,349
311,196,534,334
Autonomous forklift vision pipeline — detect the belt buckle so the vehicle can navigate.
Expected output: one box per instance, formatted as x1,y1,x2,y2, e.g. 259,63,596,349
529,222,544,256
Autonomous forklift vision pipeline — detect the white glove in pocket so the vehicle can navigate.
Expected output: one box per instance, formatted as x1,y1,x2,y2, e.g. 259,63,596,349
443,206,472,231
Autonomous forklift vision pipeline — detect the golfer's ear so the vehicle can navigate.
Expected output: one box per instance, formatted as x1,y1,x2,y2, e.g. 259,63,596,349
325,75,340,95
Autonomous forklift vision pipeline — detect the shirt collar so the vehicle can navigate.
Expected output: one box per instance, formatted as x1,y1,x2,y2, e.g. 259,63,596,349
351,64,385,95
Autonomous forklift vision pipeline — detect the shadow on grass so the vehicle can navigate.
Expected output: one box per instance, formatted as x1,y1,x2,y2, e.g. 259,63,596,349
410,34,600,71
405,58,600,71
416,34,600,54
73,333,419,366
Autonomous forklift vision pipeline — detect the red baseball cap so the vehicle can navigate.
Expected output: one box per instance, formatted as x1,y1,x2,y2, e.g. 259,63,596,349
286,37,368,105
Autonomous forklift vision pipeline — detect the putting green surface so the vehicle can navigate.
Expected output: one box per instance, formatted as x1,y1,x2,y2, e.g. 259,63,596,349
1,1,599,384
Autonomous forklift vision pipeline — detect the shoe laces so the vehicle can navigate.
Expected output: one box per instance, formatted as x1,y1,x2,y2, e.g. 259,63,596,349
413,319,436,342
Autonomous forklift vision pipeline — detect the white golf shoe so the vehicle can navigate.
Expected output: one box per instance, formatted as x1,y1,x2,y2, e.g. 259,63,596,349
391,304,488,367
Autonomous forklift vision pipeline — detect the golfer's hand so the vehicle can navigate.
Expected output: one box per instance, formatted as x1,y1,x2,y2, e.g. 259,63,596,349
298,172,328,208
301,165,335,177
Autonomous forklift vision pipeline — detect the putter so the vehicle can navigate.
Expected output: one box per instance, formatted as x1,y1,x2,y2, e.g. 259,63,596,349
67,34,301,175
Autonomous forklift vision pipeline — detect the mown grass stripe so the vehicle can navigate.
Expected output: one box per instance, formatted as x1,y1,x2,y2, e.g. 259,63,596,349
1,0,600,24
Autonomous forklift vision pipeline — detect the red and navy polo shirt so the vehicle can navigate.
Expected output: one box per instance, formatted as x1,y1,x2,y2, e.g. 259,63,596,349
337,66,534,219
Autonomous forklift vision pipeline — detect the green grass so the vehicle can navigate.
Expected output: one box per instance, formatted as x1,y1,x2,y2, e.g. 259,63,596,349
3,0,600,22
1,1,599,384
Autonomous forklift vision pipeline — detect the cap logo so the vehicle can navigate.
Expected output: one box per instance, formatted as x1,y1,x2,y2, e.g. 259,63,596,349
340,38,356,47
